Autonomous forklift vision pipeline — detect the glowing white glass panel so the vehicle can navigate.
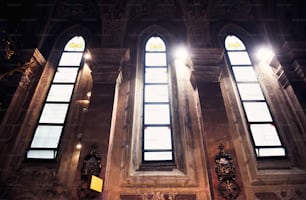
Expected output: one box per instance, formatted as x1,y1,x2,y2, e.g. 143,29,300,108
27,150,57,159
46,84,74,102
243,102,272,122
250,124,282,146
31,125,63,148
59,52,83,66
232,67,257,82
144,126,172,150
145,53,166,66
145,68,168,83
256,148,286,157
39,103,69,123
144,152,172,161
53,67,79,83
145,37,166,52
225,35,246,50
144,104,170,124
237,83,264,100
227,52,251,65
28,36,85,160
64,36,85,51
145,85,169,103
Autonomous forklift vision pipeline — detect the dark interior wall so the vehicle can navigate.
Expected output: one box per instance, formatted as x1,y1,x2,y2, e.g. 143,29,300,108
0,0,305,199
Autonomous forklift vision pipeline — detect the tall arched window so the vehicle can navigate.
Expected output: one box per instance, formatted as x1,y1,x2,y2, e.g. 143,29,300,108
27,36,85,159
142,36,174,162
225,35,286,158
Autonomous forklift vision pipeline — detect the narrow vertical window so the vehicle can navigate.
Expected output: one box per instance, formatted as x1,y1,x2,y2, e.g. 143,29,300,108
27,36,85,159
225,35,286,157
143,36,174,162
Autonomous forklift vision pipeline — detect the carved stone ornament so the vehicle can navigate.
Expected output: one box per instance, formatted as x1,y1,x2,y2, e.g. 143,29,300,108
121,193,198,200
133,191,179,200
142,192,178,200
215,144,240,199
54,0,94,18
181,1,210,47
78,145,102,200
132,0,176,18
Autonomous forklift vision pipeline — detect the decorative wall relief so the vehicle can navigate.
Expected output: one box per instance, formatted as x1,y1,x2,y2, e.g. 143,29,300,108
101,1,127,47
140,191,178,200
0,34,42,119
209,0,252,18
121,193,196,200
256,188,306,200
132,0,176,18
54,0,95,18
185,0,210,47
78,145,102,200
215,144,240,200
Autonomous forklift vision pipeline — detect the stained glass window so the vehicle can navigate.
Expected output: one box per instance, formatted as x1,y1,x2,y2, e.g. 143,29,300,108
143,36,174,162
225,35,285,157
27,36,85,159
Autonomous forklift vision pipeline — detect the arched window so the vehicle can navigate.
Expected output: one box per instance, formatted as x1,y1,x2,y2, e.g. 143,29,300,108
224,35,286,158
27,36,85,159
142,36,174,162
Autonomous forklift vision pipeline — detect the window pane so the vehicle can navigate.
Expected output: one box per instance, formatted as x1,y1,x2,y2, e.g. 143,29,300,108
144,126,172,150
27,150,57,159
46,84,74,102
145,37,166,52
64,36,85,51
145,68,168,83
256,148,286,157
144,104,170,124
227,51,252,65
59,52,83,66
243,102,272,122
145,53,166,66
237,83,265,100
250,124,282,146
39,103,69,123
53,67,79,83
31,125,63,148
144,152,172,161
232,66,257,82
145,85,169,102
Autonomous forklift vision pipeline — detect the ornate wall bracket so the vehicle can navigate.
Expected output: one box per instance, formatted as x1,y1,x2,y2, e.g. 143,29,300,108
215,144,240,200
78,145,102,200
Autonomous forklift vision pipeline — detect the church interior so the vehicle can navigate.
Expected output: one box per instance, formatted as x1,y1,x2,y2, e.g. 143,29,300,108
0,0,306,199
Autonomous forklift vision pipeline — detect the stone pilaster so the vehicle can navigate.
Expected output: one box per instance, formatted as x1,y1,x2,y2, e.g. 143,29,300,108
190,48,245,200
73,48,129,199
275,41,306,127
